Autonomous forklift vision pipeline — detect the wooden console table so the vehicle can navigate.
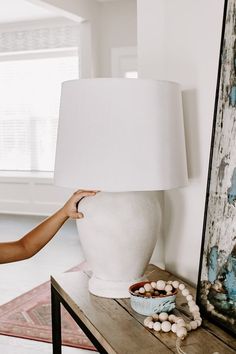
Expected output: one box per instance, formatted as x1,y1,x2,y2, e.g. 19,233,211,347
51,264,236,354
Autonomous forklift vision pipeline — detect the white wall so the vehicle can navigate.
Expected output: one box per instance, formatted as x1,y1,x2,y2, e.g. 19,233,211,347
137,0,225,284
31,0,137,77
98,0,137,77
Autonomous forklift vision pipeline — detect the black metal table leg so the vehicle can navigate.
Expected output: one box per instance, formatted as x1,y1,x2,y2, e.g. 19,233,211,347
51,284,62,354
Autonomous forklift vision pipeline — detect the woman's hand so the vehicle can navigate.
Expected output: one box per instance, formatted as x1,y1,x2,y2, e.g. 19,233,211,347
61,190,98,219
0,190,98,264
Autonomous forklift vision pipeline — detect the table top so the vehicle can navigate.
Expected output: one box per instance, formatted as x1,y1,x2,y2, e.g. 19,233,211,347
51,264,236,354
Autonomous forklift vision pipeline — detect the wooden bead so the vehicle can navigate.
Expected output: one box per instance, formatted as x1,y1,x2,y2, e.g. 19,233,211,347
192,310,200,318
176,327,187,339
151,281,157,289
190,321,198,330
176,318,186,327
153,321,161,331
189,306,196,313
179,283,185,291
152,314,159,321
175,316,182,322
168,314,176,323
165,284,173,293
188,300,196,307
144,317,153,326
186,323,192,332
139,287,145,294
194,313,201,320
196,319,202,327
171,323,177,333
159,312,168,322
191,304,200,312
156,280,166,290
148,321,154,329
144,283,152,292
172,280,179,289
186,294,193,302
161,321,172,332
182,288,189,297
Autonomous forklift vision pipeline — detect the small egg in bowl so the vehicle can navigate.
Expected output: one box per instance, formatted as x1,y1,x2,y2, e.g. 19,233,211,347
129,281,177,316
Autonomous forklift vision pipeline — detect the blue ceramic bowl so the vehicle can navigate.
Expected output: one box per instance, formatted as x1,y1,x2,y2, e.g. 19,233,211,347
129,281,177,316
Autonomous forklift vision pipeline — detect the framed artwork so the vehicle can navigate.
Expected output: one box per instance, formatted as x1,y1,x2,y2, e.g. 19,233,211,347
197,0,236,335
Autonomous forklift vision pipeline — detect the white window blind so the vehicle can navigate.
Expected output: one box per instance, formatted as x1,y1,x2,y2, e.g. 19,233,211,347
0,24,79,172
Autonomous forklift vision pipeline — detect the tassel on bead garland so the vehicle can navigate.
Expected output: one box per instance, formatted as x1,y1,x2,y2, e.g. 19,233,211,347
176,338,187,354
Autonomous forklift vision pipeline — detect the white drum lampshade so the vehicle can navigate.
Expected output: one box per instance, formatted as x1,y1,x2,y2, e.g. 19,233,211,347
54,78,188,298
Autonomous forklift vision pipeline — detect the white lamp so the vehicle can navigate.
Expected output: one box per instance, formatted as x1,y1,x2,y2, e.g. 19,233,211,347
54,78,188,298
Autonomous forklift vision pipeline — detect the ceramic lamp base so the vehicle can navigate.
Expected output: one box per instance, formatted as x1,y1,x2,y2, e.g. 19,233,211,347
77,191,161,299
89,275,147,299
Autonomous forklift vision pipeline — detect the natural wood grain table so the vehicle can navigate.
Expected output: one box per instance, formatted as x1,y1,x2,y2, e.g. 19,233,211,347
51,264,236,354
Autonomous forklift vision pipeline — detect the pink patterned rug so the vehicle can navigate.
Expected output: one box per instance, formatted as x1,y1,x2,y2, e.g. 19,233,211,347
0,263,96,350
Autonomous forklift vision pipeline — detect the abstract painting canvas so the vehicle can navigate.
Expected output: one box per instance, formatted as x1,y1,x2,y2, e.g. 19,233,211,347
197,0,236,335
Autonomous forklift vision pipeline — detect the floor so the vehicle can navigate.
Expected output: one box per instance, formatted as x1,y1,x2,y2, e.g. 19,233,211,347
0,214,94,354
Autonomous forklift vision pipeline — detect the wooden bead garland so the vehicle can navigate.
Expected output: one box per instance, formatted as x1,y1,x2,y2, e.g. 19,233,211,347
141,280,202,354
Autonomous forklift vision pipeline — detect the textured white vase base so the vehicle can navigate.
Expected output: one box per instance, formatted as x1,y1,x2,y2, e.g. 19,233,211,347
77,191,162,298
88,275,147,299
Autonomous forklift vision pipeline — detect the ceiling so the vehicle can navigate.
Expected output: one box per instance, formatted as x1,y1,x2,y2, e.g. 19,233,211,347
0,0,120,25
0,0,62,24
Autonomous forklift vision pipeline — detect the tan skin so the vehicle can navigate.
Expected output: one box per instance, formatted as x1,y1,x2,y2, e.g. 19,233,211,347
0,190,97,264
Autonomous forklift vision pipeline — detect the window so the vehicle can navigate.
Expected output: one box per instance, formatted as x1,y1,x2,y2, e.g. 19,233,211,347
0,23,79,173
0,51,78,172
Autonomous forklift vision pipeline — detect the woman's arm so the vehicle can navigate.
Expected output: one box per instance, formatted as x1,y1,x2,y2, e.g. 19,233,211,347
0,190,96,264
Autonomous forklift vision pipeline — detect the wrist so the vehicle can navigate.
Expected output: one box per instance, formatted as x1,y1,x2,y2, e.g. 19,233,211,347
57,207,70,221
